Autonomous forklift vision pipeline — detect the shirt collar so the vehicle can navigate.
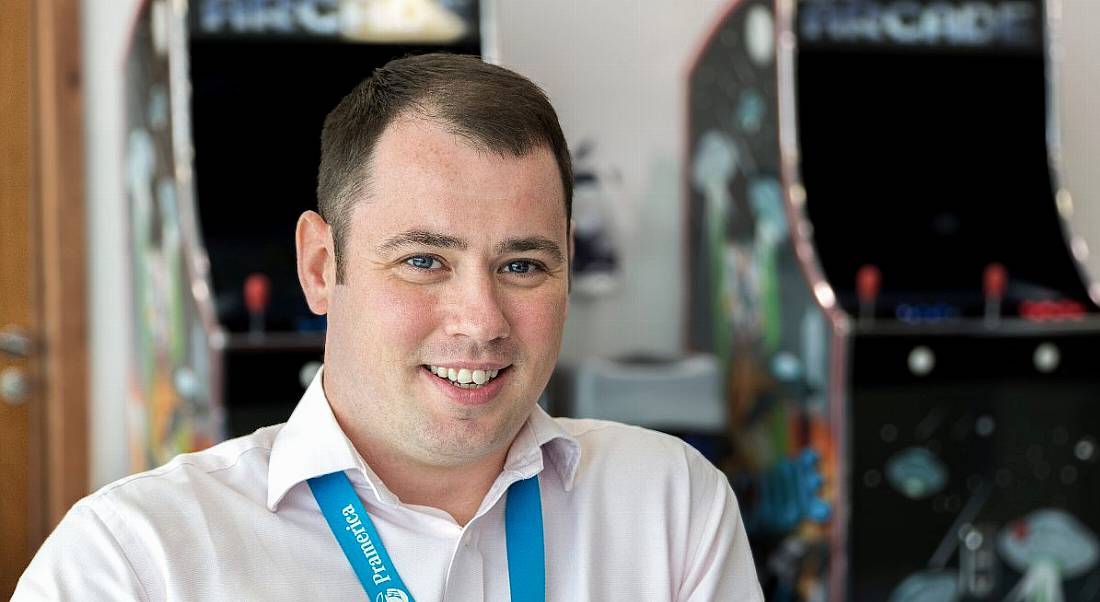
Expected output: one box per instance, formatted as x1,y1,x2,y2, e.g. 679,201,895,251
504,401,581,491
267,366,582,511
266,366,363,511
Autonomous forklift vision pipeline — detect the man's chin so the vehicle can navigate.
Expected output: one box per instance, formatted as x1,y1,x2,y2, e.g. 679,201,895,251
411,410,530,466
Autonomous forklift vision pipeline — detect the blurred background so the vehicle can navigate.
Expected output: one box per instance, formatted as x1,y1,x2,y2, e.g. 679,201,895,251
5,0,1100,599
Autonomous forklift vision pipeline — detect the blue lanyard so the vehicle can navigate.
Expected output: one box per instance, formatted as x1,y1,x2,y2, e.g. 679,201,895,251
308,471,545,602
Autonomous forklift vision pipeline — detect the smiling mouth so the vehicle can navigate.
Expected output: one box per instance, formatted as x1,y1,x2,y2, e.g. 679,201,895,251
423,365,508,389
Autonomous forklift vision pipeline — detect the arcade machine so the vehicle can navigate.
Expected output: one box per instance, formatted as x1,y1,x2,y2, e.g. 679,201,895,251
123,0,483,469
688,0,1100,600
188,0,481,437
124,0,224,469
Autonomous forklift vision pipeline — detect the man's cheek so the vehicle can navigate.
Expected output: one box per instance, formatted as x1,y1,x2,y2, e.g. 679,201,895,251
516,298,568,336
363,288,440,348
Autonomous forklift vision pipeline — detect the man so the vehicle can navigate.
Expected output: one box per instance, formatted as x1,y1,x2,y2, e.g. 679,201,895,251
16,53,762,601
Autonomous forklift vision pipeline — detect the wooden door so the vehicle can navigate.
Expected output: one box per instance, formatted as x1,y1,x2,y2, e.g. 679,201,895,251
0,0,87,596
0,0,35,594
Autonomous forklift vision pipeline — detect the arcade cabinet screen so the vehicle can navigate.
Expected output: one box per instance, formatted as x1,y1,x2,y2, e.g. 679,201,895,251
794,0,1091,315
190,40,478,333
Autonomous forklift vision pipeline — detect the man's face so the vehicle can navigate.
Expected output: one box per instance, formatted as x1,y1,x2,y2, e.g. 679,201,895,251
313,117,569,468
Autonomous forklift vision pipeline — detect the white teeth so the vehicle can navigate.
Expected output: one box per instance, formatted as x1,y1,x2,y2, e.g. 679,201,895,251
426,365,504,387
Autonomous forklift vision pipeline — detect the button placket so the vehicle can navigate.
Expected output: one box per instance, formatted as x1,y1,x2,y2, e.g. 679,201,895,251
443,526,485,601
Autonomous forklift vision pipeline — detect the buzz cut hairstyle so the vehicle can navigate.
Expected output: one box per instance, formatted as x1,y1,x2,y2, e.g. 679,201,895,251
316,52,574,283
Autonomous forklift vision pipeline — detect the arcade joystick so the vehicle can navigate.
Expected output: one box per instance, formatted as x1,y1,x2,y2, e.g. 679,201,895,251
244,273,271,337
983,263,1007,327
856,264,880,324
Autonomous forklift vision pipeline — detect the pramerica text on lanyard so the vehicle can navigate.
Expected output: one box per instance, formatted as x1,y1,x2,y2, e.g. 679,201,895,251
309,471,546,602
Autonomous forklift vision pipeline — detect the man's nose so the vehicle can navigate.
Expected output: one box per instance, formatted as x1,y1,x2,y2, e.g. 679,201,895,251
442,272,511,343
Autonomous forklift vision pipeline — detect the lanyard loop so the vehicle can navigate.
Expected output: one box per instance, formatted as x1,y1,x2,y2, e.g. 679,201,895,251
309,472,415,601
505,475,545,602
309,471,545,602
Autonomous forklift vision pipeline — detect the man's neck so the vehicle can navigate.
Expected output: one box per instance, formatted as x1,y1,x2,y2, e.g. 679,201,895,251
354,440,509,527
321,371,525,526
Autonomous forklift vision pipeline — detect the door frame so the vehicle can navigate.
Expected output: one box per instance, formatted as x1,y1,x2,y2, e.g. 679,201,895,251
29,0,89,536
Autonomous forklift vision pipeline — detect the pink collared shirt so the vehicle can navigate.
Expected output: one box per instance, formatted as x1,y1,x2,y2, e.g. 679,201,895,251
16,368,763,601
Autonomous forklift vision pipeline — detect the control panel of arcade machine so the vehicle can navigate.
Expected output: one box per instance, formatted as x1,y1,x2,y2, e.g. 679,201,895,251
795,1,1100,600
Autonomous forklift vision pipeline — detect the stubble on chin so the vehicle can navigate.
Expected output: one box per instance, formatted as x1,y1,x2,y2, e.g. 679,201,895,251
403,397,535,467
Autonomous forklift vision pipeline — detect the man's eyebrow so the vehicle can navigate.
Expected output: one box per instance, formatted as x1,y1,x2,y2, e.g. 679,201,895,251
377,230,468,254
495,237,565,263
376,231,565,263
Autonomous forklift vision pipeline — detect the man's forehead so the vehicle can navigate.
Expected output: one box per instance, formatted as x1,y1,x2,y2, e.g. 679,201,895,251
374,114,505,162
351,141,567,227
371,116,561,187
348,115,568,249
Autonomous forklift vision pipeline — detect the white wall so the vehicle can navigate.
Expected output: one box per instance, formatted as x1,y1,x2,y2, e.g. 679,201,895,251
84,0,143,488
1056,0,1100,291
493,0,729,365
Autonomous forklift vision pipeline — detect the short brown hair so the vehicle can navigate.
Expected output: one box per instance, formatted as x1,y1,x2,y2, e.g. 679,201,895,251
317,52,573,282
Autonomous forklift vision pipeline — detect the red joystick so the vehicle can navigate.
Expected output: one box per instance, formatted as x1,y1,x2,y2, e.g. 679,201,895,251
983,263,1007,299
245,273,272,336
245,273,272,315
856,265,881,303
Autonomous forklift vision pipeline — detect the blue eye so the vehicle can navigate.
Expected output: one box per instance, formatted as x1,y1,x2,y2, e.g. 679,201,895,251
406,256,441,270
503,260,535,274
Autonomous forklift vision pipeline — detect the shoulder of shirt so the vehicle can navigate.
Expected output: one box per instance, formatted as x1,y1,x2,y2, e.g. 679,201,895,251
549,416,718,475
76,423,286,509
552,415,689,446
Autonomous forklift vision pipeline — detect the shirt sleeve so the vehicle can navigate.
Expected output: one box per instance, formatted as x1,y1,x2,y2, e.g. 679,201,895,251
12,502,150,602
677,451,765,602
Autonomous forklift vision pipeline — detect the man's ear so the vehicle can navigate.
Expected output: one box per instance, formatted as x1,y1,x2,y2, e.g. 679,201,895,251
296,210,336,315
567,219,575,295
568,219,575,264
